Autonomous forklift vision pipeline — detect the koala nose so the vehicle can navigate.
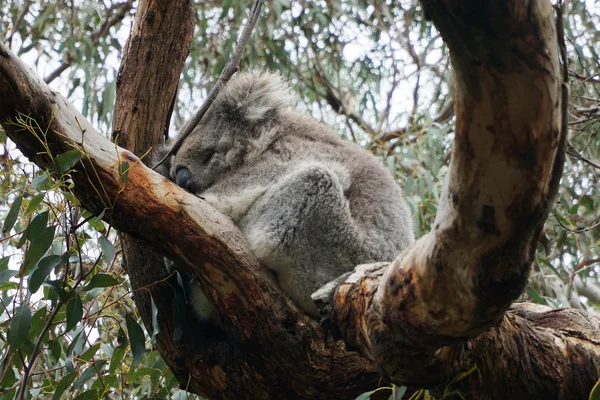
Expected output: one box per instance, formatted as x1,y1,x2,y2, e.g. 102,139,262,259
175,167,192,189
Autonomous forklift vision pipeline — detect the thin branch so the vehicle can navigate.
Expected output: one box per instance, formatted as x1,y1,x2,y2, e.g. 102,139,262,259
566,143,600,169
44,1,134,84
5,0,31,48
152,0,264,170
554,211,600,233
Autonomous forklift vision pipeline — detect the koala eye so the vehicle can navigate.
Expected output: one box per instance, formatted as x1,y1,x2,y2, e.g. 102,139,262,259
175,167,192,189
199,148,215,165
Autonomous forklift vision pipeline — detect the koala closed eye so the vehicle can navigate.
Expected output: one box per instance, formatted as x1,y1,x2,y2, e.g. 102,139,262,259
153,71,414,321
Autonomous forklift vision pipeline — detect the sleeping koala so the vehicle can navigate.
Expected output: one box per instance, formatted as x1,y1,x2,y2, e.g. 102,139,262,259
154,72,414,320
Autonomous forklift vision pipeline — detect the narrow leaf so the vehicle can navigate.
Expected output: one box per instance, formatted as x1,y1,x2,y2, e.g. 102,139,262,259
29,254,64,293
0,270,17,285
590,375,600,400
31,172,49,190
150,295,160,345
119,161,129,182
109,346,125,374
98,235,115,264
54,149,83,174
26,192,45,213
52,372,77,400
9,305,32,348
73,389,101,400
73,360,106,389
66,295,83,332
125,314,145,367
0,256,10,270
81,274,119,291
3,195,22,234
66,331,82,357
24,225,56,272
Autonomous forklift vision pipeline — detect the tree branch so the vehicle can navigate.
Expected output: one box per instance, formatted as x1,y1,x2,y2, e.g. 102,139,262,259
3,1,600,399
314,0,600,397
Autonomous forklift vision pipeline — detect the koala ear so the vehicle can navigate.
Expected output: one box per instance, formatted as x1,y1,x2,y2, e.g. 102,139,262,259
151,143,174,179
215,72,293,123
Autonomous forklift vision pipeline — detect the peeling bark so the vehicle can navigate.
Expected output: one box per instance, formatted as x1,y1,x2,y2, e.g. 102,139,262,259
2,0,600,399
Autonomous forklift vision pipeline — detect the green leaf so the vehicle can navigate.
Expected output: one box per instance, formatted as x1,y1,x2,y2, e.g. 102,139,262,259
24,224,56,272
126,314,145,367
26,193,45,214
109,345,125,374
389,385,407,400
0,269,17,285
67,331,82,357
0,367,15,390
81,273,119,291
30,307,48,337
31,172,50,190
66,294,83,332
52,372,77,400
447,364,477,386
9,305,32,348
98,235,115,264
119,161,129,182
590,374,600,400
49,339,62,361
54,149,83,174
127,367,156,382
526,287,545,305
19,211,49,247
29,254,65,293
73,360,106,389
3,195,23,234
0,388,16,400
79,343,101,362
43,280,68,301
73,389,101,400
0,256,10,271
150,295,160,345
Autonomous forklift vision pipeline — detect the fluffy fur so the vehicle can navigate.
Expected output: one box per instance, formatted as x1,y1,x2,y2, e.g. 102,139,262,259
154,71,414,319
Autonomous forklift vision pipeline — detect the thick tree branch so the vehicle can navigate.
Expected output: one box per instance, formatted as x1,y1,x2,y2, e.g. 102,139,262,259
315,0,600,397
3,1,600,399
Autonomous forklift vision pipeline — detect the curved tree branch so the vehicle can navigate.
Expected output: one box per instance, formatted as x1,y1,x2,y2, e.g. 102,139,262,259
2,1,600,399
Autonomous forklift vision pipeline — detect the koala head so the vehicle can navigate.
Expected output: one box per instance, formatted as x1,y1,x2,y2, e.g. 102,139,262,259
155,72,292,194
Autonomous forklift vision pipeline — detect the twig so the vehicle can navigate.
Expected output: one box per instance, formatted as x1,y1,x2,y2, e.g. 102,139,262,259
566,143,600,169
5,0,31,48
44,1,134,84
554,214,600,234
152,0,264,170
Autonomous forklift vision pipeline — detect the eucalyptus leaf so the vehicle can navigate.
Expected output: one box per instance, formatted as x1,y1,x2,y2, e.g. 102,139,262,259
81,273,119,291
54,149,83,174
29,254,65,293
98,235,115,264
126,314,146,367
3,195,22,234
9,305,32,348
52,372,77,400
66,294,83,332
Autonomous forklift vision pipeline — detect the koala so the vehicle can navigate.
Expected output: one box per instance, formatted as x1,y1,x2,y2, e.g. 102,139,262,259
153,72,414,320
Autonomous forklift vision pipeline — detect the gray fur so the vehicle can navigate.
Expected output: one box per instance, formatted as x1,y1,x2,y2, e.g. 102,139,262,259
154,72,414,319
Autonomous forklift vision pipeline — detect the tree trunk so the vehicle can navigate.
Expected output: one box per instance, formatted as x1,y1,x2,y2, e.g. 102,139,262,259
1,0,600,399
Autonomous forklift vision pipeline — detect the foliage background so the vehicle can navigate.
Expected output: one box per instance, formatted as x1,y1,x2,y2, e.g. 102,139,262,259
0,0,598,398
